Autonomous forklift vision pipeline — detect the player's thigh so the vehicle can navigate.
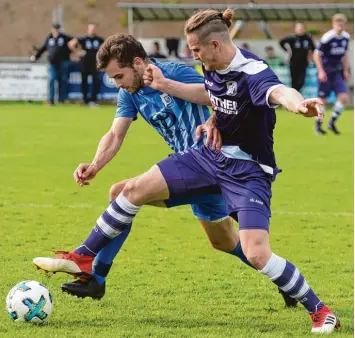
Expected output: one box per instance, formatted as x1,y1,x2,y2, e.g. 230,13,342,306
217,159,273,225
111,177,168,207
318,79,332,99
122,165,169,205
157,149,218,199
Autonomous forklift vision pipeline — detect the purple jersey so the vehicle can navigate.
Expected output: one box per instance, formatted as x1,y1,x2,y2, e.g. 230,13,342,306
203,48,284,174
316,29,350,75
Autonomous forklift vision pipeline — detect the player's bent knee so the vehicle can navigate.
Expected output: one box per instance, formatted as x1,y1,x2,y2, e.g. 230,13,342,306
338,94,349,106
109,180,130,201
122,179,139,199
245,249,271,270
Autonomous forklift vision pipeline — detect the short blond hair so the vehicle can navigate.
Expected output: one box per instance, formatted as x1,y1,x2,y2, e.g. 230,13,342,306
184,8,234,42
332,13,347,23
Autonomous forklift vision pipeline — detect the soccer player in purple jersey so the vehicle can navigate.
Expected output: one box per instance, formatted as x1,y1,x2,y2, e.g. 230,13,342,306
33,9,340,333
313,13,350,135
33,33,296,307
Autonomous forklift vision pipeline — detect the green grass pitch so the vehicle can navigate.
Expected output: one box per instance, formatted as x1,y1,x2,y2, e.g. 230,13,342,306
0,103,353,337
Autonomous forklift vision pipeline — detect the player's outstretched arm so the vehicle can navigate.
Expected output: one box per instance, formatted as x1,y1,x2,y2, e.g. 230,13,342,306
74,117,133,186
143,64,211,106
269,86,324,121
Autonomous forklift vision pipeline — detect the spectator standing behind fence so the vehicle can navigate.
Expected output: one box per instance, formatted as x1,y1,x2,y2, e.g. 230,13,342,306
264,46,285,68
31,23,73,105
69,24,104,107
148,41,167,59
279,22,315,91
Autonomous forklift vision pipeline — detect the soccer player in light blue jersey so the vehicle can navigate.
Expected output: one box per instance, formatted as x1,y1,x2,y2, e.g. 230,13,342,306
313,13,350,135
34,33,295,306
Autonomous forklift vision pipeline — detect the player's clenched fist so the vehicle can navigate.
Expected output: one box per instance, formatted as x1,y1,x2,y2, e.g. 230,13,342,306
73,163,98,186
143,64,167,91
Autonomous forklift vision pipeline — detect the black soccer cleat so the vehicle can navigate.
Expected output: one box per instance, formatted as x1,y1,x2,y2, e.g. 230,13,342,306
61,276,105,300
278,288,298,308
315,127,327,135
327,122,340,135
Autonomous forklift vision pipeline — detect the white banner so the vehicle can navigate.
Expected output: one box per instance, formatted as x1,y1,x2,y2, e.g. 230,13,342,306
0,63,47,100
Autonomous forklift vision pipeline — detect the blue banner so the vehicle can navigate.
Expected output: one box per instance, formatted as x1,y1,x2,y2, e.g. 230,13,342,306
67,63,118,101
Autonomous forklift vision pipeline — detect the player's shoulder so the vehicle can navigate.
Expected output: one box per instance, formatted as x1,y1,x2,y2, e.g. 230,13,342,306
117,88,133,101
320,30,337,43
341,31,350,39
229,48,269,75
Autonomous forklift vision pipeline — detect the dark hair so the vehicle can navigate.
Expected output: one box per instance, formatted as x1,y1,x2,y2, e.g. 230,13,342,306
97,33,148,71
265,46,274,51
184,8,233,42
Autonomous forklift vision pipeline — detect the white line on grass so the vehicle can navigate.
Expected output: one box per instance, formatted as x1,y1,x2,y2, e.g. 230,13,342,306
1,202,353,217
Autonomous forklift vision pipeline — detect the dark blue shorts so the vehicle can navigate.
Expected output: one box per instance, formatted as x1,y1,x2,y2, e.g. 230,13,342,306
318,72,347,98
157,147,273,231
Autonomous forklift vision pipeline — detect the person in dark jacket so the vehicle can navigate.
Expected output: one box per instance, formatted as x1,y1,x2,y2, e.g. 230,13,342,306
280,22,315,91
69,24,104,107
31,23,73,105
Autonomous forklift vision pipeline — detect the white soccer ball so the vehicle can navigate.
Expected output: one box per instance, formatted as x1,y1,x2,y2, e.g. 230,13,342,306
6,280,53,323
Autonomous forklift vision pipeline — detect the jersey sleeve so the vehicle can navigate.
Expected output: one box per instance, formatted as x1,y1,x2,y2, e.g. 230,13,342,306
115,89,138,120
167,62,204,84
279,36,293,51
35,35,49,59
77,37,85,47
64,34,73,43
246,66,284,107
308,35,315,51
316,33,330,55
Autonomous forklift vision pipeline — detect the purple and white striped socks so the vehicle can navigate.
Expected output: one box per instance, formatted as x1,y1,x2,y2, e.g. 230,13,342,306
260,253,323,313
75,193,141,256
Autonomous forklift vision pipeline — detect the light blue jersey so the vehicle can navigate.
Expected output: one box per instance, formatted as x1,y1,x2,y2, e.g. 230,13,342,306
115,59,210,152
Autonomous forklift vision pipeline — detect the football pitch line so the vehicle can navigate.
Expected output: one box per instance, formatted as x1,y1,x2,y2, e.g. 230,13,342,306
2,201,353,217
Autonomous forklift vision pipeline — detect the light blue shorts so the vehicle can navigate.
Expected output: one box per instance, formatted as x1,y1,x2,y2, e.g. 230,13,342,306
164,193,229,222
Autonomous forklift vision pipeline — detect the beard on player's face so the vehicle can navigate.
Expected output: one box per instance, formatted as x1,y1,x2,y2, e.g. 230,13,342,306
129,67,144,93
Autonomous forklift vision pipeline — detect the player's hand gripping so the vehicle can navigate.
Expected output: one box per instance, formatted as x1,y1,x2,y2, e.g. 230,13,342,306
296,98,324,121
143,64,166,91
73,163,98,186
196,112,222,151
